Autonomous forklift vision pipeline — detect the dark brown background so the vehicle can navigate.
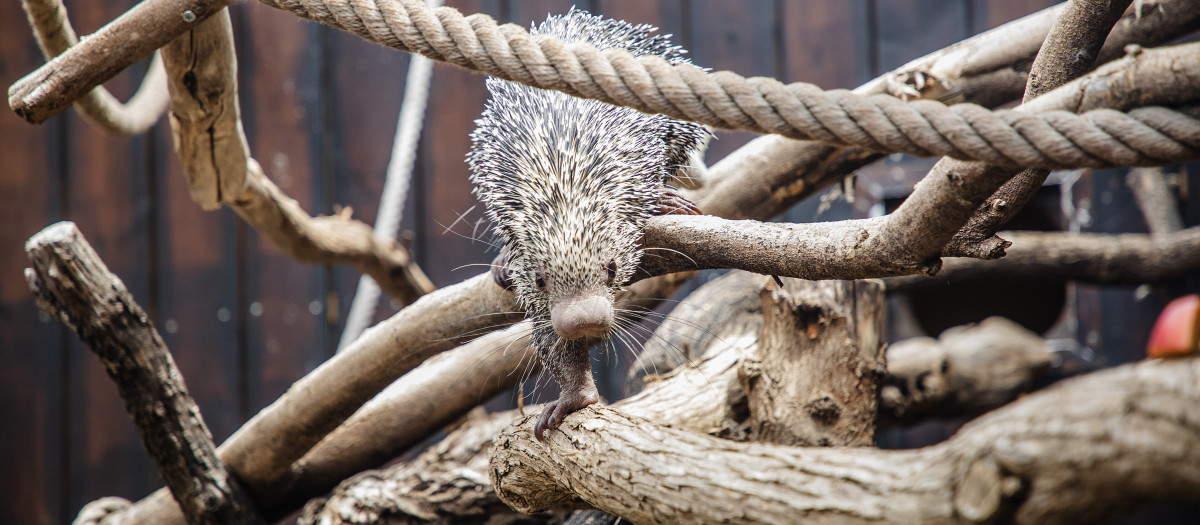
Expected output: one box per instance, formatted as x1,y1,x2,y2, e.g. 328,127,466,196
2,1,1195,523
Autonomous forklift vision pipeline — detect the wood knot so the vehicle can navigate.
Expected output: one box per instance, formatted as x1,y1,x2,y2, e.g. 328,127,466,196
806,395,841,424
953,457,1024,523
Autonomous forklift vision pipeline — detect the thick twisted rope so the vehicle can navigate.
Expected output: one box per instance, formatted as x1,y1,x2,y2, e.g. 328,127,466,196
256,0,1200,169
21,0,167,135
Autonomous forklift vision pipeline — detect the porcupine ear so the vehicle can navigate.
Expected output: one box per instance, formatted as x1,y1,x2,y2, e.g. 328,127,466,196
491,244,515,290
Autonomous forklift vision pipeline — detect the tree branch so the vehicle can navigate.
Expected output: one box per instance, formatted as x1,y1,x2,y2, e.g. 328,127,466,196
24,222,262,525
20,0,168,135
878,317,1053,426
9,0,230,123
885,227,1200,292
491,358,1200,524
742,279,885,446
296,311,1067,523
1127,167,1184,234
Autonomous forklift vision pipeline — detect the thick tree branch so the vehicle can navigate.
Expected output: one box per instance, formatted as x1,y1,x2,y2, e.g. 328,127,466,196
298,411,533,525
9,0,230,123
23,222,262,525
20,0,168,135
879,318,1053,426
297,311,1067,523
491,358,1200,524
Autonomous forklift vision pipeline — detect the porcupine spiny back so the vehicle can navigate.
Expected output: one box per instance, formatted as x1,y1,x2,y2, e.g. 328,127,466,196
467,8,707,438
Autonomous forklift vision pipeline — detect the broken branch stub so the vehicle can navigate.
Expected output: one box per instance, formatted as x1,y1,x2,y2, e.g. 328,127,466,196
743,279,885,446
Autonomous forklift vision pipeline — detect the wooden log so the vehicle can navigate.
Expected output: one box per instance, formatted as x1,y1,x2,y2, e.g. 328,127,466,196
23,222,262,525
742,279,885,446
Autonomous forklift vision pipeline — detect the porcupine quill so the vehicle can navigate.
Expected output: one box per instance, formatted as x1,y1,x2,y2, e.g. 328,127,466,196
467,8,709,440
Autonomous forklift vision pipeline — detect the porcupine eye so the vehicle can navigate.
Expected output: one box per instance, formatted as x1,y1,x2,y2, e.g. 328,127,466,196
605,260,617,286
534,272,546,289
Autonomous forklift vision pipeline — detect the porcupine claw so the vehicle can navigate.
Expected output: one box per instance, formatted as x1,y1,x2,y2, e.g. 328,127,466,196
534,385,600,441
658,189,703,216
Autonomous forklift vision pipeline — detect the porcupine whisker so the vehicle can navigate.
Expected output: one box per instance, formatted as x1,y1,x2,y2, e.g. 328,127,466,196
451,262,508,273
640,246,698,266
616,320,723,397
614,306,743,370
440,204,478,236
625,307,748,363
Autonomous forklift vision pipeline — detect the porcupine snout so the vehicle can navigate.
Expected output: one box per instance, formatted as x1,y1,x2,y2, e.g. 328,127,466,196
550,294,614,340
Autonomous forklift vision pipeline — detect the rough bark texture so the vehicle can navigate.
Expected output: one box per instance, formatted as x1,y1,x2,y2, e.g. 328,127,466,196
274,325,538,518
20,0,169,135
23,222,262,525
491,357,1200,524
9,0,233,123
160,8,247,210
878,317,1053,426
742,279,885,446
297,313,1067,523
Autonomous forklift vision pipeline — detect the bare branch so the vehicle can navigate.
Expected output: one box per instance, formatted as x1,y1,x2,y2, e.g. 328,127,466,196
297,313,1067,523
491,358,1200,524
24,222,262,525
19,0,168,135
158,8,434,303
879,318,1054,426
9,0,230,123
1127,167,1184,234
886,228,1200,291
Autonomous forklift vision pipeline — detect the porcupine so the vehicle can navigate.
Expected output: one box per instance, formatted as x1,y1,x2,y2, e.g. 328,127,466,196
467,9,708,440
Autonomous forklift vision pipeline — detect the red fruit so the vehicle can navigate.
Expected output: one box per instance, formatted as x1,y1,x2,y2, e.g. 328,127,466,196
1147,294,1200,359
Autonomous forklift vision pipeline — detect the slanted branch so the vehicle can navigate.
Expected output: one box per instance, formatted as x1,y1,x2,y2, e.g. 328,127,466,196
24,222,262,525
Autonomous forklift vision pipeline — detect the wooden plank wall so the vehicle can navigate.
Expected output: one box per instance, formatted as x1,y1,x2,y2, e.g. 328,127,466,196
1,1,1194,523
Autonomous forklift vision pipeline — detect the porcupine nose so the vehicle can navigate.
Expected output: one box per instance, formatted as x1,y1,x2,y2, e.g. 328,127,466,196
551,294,614,340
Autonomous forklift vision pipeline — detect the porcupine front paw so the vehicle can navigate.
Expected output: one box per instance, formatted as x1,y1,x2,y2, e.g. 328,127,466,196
534,387,600,441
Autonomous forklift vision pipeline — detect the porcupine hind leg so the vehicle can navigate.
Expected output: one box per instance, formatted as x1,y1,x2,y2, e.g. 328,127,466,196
534,331,600,441
658,188,703,215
